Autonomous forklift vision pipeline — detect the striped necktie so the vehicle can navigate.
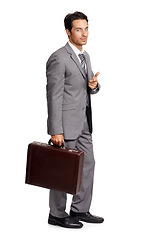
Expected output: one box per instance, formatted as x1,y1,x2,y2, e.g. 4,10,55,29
78,54,89,106
78,54,87,75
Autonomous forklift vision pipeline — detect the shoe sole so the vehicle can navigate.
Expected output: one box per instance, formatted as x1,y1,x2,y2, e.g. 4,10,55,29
48,219,83,229
70,216,104,224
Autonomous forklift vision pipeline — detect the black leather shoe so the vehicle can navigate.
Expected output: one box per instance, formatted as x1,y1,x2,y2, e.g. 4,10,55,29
48,214,83,228
70,210,104,223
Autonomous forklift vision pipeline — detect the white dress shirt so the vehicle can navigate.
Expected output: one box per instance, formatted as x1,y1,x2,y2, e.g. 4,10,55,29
68,41,85,66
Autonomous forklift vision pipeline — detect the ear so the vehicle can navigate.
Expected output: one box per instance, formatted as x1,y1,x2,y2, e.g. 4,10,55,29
66,29,71,37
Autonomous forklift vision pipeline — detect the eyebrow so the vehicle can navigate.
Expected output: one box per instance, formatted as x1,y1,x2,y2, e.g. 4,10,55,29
75,27,88,30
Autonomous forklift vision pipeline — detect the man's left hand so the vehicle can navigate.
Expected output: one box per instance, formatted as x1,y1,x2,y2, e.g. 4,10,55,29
88,72,100,90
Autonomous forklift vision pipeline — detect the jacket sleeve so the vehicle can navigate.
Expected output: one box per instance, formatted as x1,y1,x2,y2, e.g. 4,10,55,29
46,53,65,135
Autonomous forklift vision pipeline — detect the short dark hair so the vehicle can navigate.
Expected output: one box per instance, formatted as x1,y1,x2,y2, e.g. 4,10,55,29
64,11,88,32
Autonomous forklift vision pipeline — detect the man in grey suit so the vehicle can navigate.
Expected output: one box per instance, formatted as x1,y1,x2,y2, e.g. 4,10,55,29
46,12,104,228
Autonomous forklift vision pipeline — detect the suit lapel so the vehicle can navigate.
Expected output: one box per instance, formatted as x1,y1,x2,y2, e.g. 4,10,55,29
84,51,91,81
65,43,86,79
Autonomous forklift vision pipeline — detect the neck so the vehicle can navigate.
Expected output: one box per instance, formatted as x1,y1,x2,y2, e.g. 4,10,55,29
69,40,83,52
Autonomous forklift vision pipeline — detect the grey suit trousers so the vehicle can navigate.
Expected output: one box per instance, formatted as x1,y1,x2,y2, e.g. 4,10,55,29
49,114,95,218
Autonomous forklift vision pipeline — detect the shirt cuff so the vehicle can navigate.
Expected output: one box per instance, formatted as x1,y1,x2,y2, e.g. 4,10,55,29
90,83,100,94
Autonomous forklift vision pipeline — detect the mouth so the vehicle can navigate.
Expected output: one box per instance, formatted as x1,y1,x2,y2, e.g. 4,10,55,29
81,38,87,41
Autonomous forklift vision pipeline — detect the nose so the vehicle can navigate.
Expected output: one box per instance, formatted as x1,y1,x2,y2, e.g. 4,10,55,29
82,29,88,36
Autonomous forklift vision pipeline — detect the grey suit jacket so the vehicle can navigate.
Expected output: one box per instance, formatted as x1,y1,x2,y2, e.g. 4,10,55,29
46,43,100,140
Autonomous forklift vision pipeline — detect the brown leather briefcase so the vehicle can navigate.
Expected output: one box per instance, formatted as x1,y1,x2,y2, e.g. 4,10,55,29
25,141,84,195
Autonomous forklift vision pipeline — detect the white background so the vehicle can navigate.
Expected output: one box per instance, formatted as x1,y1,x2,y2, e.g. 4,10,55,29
0,0,143,239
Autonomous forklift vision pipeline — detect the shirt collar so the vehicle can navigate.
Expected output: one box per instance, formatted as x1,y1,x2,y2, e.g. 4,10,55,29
68,41,84,57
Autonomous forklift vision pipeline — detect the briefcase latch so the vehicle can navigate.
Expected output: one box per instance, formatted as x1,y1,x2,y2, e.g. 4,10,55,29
68,149,79,153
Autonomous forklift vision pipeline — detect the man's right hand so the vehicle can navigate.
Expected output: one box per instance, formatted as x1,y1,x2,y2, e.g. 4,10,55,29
51,134,64,147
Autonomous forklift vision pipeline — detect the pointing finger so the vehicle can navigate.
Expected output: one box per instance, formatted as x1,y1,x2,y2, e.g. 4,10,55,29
94,72,100,77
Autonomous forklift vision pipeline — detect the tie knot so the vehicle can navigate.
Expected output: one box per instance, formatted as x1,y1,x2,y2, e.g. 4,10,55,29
78,54,85,63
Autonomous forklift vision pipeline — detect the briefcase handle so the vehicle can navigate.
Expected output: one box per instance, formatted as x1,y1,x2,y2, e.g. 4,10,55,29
48,139,65,149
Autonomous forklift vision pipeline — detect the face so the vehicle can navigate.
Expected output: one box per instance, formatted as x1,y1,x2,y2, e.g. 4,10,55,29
66,19,89,51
